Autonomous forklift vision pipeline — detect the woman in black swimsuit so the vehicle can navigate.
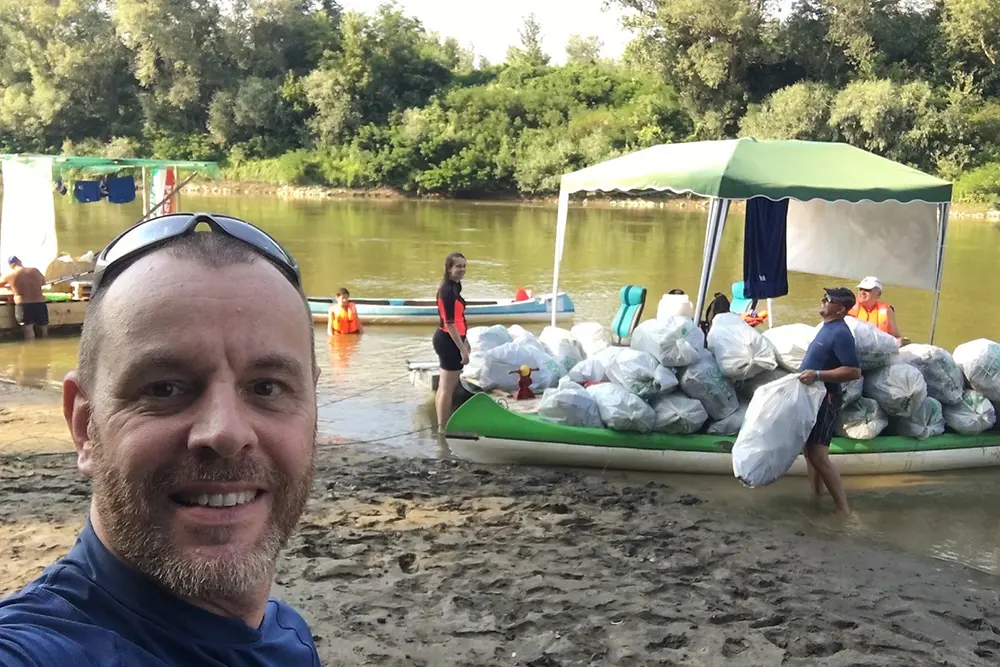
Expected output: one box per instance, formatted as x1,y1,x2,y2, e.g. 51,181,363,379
433,252,469,431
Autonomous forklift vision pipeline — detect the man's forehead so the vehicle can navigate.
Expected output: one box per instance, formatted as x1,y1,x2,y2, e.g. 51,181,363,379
99,254,311,355
104,253,296,309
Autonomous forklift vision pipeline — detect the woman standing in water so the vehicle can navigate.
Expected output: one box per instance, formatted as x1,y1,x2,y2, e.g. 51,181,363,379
433,252,469,432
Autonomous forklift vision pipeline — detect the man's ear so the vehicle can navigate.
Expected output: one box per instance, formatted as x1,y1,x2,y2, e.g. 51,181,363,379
63,371,95,477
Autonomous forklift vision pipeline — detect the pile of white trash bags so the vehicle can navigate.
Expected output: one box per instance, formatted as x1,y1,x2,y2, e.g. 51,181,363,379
462,315,1000,446
463,314,767,434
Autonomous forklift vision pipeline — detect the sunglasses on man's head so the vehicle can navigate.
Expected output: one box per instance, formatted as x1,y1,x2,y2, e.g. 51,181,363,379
91,213,301,296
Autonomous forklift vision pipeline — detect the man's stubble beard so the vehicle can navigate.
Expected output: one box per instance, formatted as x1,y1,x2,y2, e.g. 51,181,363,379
87,421,316,601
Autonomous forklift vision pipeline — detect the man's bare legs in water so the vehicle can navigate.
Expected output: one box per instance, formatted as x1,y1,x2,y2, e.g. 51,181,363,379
805,445,849,515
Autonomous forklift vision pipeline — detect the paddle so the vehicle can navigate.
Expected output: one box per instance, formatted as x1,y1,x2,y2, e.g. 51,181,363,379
45,270,94,287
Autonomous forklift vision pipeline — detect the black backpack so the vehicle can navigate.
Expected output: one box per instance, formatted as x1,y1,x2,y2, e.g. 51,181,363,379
700,292,731,337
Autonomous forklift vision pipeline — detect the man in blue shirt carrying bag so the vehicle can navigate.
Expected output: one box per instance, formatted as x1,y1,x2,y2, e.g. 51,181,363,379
0,214,321,666
798,287,862,516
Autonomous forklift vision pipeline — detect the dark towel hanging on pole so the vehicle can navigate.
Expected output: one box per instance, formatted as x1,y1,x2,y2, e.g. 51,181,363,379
106,175,137,204
73,180,103,203
742,196,790,300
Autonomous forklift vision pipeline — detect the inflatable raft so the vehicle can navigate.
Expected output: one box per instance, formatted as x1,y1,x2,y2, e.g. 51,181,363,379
444,394,1000,476
309,292,575,326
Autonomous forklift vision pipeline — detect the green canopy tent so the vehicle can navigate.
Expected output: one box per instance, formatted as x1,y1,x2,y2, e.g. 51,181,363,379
0,154,221,177
0,154,220,276
549,138,954,343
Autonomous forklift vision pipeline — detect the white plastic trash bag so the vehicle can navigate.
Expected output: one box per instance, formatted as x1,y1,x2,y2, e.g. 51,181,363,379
630,316,704,368
678,350,740,420
735,368,791,402
705,401,748,436
537,379,603,428
566,358,607,385
705,313,778,381
889,396,945,440
838,316,898,370
539,326,585,374
507,324,539,345
896,344,964,405
650,394,709,434
732,375,826,488
953,338,1000,402
862,363,927,418
836,397,887,440
591,345,624,368
762,324,816,372
606,348,678,399
942,389,996,435
656,292,695,320
466,324,512,352
842,378,863,406
586,383,656,433
462,341,563,392
570,322,611,358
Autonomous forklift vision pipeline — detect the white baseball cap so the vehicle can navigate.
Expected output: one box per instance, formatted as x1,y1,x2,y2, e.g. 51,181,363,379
857,276,883,291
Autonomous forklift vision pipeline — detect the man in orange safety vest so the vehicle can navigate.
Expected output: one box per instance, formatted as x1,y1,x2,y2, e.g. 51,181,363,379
847,276,907,345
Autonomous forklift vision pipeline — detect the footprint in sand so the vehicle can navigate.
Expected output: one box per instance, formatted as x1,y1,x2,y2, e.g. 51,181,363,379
398,552,417,574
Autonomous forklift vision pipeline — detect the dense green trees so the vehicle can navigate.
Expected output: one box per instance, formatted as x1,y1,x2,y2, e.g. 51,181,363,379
3,0,1000,201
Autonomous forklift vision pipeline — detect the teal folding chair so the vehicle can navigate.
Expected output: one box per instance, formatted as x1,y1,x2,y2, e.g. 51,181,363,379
611,285,647,345
730,280,753,314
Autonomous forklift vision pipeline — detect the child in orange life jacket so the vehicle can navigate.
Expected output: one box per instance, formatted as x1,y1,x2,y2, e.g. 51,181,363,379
328,287,363,335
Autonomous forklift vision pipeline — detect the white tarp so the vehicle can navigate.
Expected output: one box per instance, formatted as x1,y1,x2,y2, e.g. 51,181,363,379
1,158,57,273
786,200,939,290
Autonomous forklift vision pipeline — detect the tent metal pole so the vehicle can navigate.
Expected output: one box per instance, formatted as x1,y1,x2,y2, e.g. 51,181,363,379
928,202,950,345
141,167,149,217
693,199,718,323
708,200,729,288
550,188,570,327
693,198,729,322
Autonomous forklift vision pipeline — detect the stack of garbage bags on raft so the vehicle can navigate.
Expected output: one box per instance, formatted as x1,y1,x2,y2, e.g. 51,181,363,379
461,314,1000,443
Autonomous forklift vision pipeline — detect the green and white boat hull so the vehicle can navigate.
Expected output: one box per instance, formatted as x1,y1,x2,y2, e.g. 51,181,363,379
444,394,1000,476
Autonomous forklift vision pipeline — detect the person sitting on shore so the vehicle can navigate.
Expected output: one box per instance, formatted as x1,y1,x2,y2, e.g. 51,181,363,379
0,214,320,665
0,256,49,340
328,287,362,335
848,276,907,344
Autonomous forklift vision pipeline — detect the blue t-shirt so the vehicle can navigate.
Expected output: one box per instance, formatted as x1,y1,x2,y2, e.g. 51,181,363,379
0,521,319,667
799,318,861,397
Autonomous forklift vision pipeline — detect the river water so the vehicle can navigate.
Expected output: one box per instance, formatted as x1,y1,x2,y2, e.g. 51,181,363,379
2,195,999,576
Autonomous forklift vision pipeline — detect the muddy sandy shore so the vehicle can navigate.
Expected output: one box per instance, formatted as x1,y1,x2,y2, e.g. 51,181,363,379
2,382,1000,666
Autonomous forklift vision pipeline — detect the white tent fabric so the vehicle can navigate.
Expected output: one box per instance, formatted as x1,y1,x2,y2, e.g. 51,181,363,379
786,200,940,290
0,157,57,273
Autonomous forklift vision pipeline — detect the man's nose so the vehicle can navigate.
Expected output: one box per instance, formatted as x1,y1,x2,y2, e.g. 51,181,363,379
187,383,258,458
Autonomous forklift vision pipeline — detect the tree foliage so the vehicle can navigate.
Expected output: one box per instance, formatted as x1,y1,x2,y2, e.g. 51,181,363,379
2,0,1000,200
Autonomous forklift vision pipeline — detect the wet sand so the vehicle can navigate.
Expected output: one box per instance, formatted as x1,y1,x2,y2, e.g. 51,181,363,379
2,382,1000,665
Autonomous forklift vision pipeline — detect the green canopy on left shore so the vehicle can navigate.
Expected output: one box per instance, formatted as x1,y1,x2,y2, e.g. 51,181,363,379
1,154,220,273
0,154,221,180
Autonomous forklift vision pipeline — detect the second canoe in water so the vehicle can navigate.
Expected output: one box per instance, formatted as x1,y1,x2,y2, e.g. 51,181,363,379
309,292,575,326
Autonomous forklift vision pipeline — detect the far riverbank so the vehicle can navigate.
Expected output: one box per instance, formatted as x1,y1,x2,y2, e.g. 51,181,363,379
182,180,1000,220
